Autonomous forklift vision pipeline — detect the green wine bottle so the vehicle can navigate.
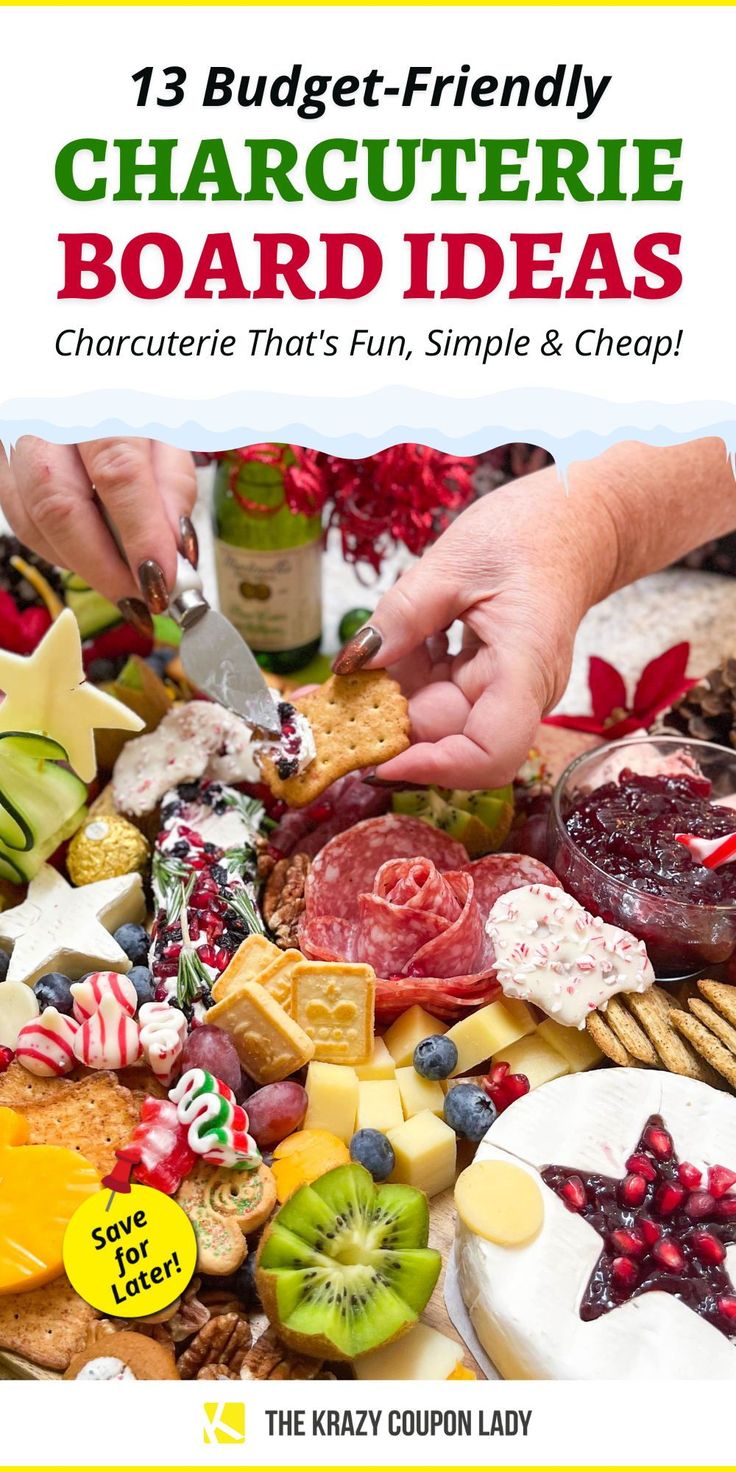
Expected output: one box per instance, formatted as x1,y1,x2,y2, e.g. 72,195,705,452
212,448,323,675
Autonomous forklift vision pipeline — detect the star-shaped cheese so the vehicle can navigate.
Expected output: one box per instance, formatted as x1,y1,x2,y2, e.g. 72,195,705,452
0,864,145,987
0,609,143,782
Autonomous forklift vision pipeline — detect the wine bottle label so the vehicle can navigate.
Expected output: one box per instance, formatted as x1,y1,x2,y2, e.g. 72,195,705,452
213,537,322,652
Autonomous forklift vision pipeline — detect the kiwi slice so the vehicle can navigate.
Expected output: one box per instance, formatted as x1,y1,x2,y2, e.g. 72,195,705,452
256,1163,441,1360
392,784,514,857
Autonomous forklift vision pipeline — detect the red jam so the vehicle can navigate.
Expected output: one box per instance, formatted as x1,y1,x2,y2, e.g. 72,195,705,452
564,771,736,905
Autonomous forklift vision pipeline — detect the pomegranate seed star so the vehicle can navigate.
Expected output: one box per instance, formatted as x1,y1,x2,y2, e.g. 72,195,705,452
542,1114,736,1338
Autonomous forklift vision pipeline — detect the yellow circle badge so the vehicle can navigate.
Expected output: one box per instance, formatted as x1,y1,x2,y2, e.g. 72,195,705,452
63,1183,197,1317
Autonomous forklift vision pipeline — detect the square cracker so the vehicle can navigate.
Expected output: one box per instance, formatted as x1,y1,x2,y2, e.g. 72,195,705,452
261,670,410,808
0,1276,95,1372
0,1069,139,1178
291,961,375,1065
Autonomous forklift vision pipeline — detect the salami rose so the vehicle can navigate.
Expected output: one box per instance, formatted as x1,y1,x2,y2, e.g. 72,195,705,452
299,814,560,1019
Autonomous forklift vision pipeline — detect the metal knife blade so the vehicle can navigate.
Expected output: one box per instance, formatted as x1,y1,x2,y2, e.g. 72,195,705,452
179,606,281,736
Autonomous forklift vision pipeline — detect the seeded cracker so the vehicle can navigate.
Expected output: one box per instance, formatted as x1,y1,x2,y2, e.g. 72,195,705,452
698,978,736,1030
669,1011,736,1089
688,998,736,1056
0,1068,138,1177
261,670,410,808
0,1277,95,1372
602,996,659,1065
626,987,720,1084
585,1012,633,1066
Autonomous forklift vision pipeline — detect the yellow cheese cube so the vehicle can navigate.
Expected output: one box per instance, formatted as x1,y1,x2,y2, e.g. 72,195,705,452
355,1037,396,1081
388,1109,456,1197
304,1062,358,1144
395,1066,445,1119
494,1034,570,1090
356,1080,404,1133
354,1324,463,1380
384,1006,447,1067
537,1018,603,1071
446,999,536,1076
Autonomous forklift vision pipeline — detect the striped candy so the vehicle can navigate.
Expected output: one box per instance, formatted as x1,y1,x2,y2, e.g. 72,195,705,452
71,971,138,1023
73,991,142,1069
168,1067,258,1168
675,832,736,869
15,1007,79,1077
138,1001,186,1085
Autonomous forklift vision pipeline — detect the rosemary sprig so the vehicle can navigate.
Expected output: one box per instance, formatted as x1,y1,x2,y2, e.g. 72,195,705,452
176,881,212,1007
230,884,266,936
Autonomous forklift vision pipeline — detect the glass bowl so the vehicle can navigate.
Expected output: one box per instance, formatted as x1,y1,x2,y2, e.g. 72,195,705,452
548,735,736,977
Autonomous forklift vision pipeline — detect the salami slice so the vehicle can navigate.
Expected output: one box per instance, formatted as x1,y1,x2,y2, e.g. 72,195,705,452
304,814,468,921
270,776,391,858
469,853,560,916
374,971,500,1021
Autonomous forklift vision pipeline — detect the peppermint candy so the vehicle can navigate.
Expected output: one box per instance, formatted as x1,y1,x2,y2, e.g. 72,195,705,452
73,991,142,1069
138,1002,186,1085
15,1007,79,1077
71,971,138,1023
675,832,736,870
168,1068,258,1169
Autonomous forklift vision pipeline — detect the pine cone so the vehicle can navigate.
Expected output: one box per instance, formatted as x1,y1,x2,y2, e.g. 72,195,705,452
262,853,310,949
658,658,736,747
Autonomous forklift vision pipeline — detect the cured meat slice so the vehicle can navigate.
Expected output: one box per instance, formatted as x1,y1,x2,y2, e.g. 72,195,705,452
269,776,391,858
304,814,468,921
468,853,560,915
374,972,500,1022
357,863,486,979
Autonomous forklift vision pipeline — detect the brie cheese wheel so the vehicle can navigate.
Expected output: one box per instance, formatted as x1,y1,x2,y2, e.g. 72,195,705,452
456,1070,736,1379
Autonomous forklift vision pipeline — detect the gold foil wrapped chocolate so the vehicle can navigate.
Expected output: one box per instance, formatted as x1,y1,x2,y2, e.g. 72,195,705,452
68,815,149,886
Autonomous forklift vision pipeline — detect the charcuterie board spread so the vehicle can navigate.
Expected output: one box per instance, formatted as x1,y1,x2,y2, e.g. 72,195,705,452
3,562,736,1383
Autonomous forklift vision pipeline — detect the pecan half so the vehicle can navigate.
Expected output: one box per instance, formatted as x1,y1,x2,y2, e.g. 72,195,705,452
239,1325,323,1381
197,1363,239,1381
177,1313,252,1379
262,853,310,949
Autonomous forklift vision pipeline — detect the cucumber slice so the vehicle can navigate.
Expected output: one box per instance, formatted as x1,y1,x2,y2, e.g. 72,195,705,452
61,572,120,638
0,732,87,883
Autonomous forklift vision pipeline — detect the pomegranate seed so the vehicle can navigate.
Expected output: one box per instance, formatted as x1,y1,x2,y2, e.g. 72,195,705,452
0,1045,14,1074
154,983,170,1001
652,1238,685,1273
198,945,219,968
163,943,182,961
639,1217,661,1247
715,1196,736,1220
717,1296,736,1320
561,1176,587,1212
619,1173,647,1207
690,1231,726,1266
678,1161,703,1189
489,1063,509,1085
626,1153,657,1183
215,948,231,970
611,1256,638,1289
610,1228,645,1256
708,1166,736,1199
188,856,207,870
654,1180,686,1216
643,1124,673,1159
684,1190,716,1220
188,917,200,940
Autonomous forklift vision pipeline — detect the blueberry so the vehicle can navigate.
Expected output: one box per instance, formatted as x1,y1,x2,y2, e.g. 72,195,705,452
145,649,171,678
34,971,75,1015
0,951,9,983
87,657,119,684
350,1128,395,1182
113,923,150,967
127,966,155,1007
444,1083,497,1141
413,1034,458,1081
233,1252,261,1312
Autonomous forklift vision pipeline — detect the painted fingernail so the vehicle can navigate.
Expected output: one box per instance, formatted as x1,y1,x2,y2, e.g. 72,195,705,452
179,515,199,568
138,559,169,614
332,625,382,675
117,598,154,638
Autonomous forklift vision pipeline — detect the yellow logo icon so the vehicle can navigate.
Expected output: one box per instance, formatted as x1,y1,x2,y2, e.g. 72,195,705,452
203,1402,246,1445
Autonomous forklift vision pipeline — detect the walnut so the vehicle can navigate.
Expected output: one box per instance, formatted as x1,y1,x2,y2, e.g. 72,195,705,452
177,1313,252,1379
168,1293,211,1344
239,1326,323,1381
197,1363,239,1381
262,853,310,949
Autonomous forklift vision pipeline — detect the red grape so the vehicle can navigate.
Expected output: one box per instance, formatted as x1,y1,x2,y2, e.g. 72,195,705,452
181,1025,241,1095
246,1082,308,1147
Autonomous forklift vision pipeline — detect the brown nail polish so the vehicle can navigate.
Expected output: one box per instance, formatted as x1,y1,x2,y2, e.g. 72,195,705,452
332,625,382,675
179,515,199,568
138,559,169,614
117,598,154,638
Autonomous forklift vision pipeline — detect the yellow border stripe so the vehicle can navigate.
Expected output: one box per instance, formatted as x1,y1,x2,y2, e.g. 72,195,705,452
2,2,736,8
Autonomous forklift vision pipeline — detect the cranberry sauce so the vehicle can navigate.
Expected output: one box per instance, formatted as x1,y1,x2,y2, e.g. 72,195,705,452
564,771,736,904
542,1115,736,1339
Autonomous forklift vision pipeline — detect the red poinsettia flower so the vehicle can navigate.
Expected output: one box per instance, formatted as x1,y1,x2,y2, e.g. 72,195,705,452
544,642,698,738
0,590,52,655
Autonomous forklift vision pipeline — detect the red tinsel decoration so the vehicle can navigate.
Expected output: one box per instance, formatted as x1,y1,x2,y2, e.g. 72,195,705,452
211,444,474,575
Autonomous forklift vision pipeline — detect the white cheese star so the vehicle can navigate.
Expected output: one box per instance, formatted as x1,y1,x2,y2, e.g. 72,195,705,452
0,864,145,986
0,609,143,782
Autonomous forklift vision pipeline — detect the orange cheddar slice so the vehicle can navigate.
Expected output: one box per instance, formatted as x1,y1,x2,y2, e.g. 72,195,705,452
0,1119,99,1294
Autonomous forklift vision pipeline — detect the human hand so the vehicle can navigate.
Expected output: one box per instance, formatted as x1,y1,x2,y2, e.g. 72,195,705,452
333,470,620,789
0,437,198,630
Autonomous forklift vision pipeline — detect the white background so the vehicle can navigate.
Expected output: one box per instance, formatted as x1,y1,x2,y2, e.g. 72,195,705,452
0,6,734,453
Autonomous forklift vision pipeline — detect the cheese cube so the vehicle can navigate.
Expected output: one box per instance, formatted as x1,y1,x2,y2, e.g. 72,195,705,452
537,1018,603,1072
384,1006,447,1067
396,1065,445,1119
354,1324,463,1380
388,1110,456,1196
355,1037,396,1081
304,1062,358,1143
494,1034,570,1090
446,999,536,1076
356,1080,404,1133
